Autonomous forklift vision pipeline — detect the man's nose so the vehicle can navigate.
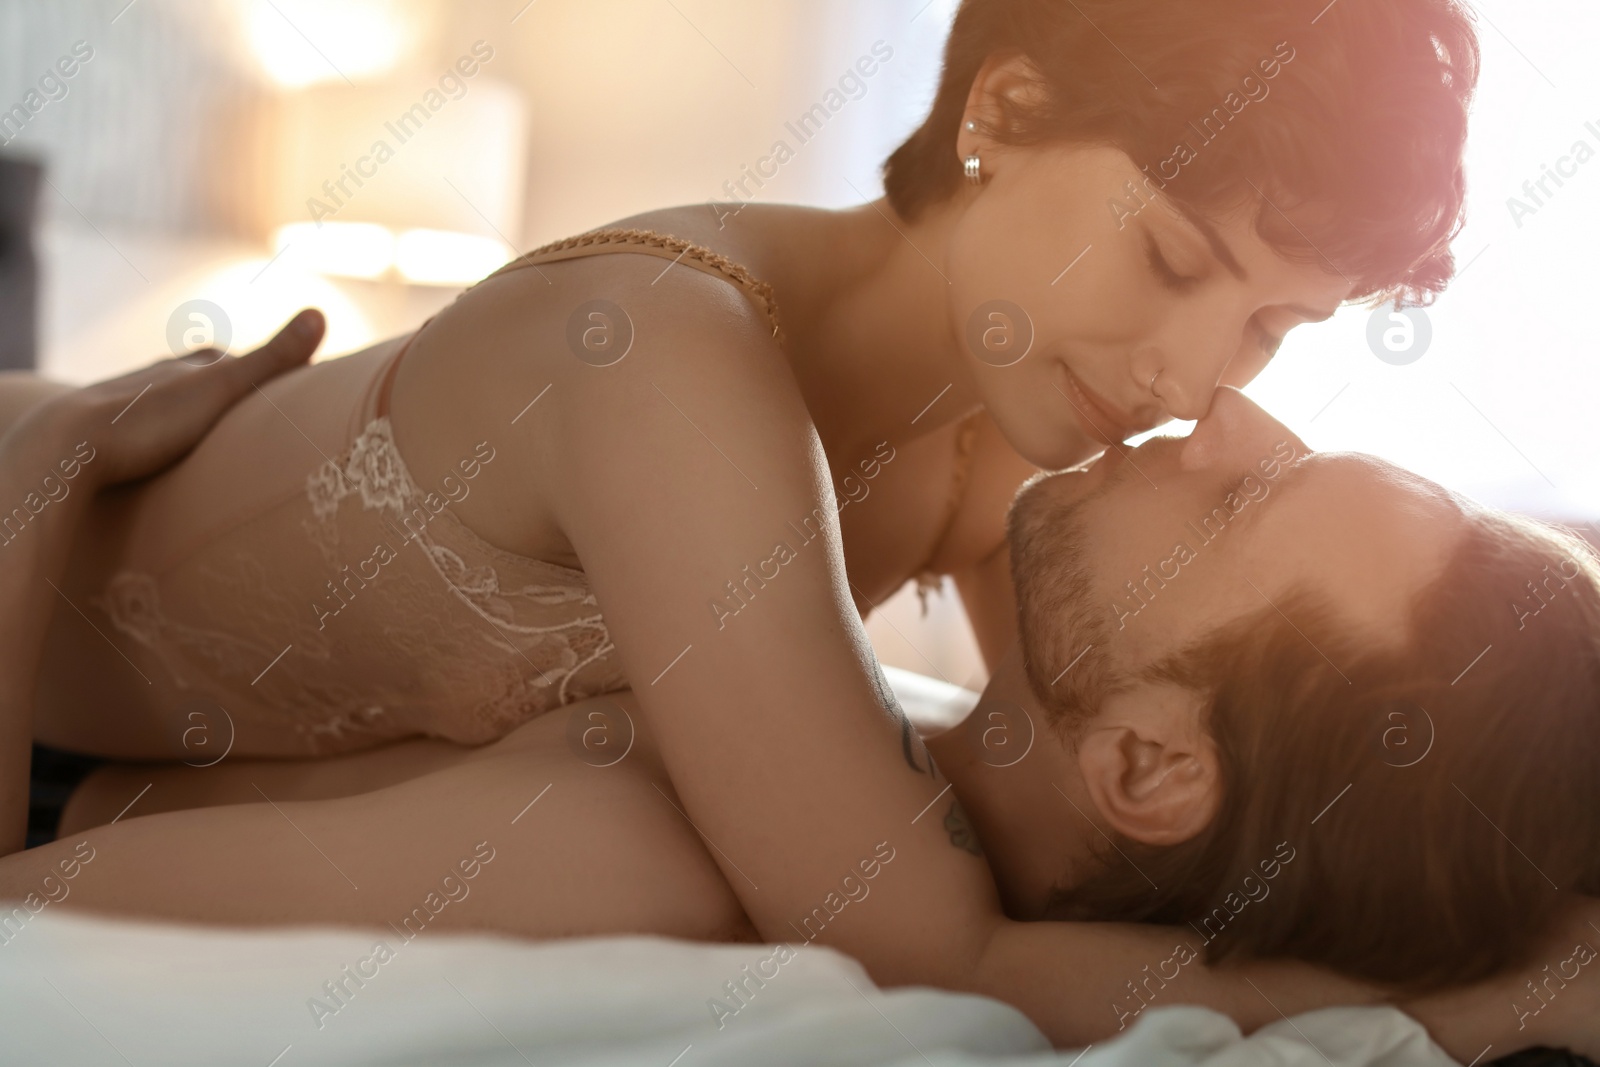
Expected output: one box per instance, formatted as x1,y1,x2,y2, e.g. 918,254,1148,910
1177,387,1307,472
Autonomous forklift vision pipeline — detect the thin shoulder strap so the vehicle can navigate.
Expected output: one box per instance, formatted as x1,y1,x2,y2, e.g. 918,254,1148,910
487,227,785,345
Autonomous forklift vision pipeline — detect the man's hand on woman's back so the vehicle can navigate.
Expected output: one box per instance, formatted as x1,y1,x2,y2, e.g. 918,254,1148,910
6,309,325,490
0,309,325,856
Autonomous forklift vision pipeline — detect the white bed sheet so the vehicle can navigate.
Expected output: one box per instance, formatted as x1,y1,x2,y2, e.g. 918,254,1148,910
0,909,1459,1067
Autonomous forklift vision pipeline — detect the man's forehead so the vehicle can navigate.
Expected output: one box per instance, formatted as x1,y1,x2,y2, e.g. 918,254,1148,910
1247,453,1463,644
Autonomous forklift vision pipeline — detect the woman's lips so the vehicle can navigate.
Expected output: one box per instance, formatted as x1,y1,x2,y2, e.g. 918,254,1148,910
1057,363,1141,445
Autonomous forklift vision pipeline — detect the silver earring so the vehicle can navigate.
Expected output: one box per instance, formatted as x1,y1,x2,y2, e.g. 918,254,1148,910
965,120,977,131
964,154,982,184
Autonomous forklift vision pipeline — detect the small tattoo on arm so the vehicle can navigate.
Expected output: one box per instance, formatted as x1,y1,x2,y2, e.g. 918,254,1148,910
870,660,938,779
945,797,983,856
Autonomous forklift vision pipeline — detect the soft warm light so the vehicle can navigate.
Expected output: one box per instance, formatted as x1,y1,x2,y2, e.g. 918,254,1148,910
274,221,395,279
247,0,409,88
268,76,527,287
194,259,376,360
394,229,512,286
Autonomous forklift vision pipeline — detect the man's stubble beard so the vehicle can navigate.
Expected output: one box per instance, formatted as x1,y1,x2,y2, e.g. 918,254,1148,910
1007,472,1117,736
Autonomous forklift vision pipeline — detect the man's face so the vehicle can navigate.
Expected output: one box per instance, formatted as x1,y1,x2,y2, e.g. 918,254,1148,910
928,388,1467,918
1007,387,1465,725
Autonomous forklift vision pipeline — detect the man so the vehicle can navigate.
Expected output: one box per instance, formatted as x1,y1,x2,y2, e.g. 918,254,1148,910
962,386,1600,1003
11,341,1600,1058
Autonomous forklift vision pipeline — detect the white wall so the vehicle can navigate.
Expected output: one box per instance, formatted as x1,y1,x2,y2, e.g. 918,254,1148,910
1237,3,1600,526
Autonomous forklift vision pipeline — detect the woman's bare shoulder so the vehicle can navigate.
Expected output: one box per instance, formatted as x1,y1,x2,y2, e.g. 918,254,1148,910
408,233,787,383
385,236,801,562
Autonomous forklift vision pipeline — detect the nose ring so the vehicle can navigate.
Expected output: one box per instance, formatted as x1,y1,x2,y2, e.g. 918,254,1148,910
1149,371,1163,399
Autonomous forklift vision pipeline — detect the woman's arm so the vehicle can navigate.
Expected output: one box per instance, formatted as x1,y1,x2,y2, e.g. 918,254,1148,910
0,311,324,855
476,262,1593,1053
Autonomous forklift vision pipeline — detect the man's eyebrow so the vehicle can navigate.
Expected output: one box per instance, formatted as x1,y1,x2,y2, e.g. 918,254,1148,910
1218,448,1313,520
1248,450,1314,517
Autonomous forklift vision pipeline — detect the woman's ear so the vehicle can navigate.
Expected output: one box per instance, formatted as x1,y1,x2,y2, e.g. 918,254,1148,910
960,52,1049,143
1076,683,1219,846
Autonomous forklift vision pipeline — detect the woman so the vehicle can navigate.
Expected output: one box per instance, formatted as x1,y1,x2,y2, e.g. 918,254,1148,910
26,0,1462,762
5,0,1511,1051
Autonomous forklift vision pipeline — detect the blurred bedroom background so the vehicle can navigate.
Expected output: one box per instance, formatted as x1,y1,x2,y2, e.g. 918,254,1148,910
0,0,1594,692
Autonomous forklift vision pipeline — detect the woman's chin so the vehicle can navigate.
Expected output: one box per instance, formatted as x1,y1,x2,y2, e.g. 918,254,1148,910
1012,422,1101,472
980,386,1104,470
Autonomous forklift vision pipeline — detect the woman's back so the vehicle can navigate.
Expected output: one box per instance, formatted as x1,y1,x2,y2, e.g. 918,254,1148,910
42,323,629,758
38,210,993,761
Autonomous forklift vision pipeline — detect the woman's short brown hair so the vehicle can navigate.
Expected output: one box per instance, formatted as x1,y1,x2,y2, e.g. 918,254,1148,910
883,0,1479,307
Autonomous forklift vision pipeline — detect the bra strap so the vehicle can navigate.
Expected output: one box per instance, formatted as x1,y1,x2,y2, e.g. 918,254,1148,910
487,227,786,345
369,228,783,424
367,322,432,422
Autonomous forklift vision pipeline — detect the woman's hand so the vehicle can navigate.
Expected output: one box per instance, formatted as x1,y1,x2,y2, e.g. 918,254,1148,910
5,308,325,490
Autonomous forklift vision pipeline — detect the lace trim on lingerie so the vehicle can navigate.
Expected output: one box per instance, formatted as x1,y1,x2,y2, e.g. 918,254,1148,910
305,416,618,707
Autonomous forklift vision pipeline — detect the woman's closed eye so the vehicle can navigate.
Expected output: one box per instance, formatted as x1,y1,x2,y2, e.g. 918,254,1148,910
1144,233,1199,294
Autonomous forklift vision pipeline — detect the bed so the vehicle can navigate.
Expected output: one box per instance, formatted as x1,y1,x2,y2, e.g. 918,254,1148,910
1,907,1460,1066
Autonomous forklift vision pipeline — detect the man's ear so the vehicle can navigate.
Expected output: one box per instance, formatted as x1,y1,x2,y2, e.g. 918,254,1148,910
1076,683,1219,846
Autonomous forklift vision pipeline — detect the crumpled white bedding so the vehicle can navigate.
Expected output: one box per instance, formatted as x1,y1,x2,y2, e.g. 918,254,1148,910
0,909,1458,1067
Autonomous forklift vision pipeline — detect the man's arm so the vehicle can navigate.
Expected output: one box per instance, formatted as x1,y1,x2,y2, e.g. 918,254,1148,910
0,312,323,855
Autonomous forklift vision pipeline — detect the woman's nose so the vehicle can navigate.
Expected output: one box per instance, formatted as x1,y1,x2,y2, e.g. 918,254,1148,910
1177,387,1306,472
1150,370,1216,424
1135,302,1260,423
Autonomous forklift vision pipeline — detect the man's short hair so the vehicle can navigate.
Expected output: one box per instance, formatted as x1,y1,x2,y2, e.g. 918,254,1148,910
1042,510,1600,991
